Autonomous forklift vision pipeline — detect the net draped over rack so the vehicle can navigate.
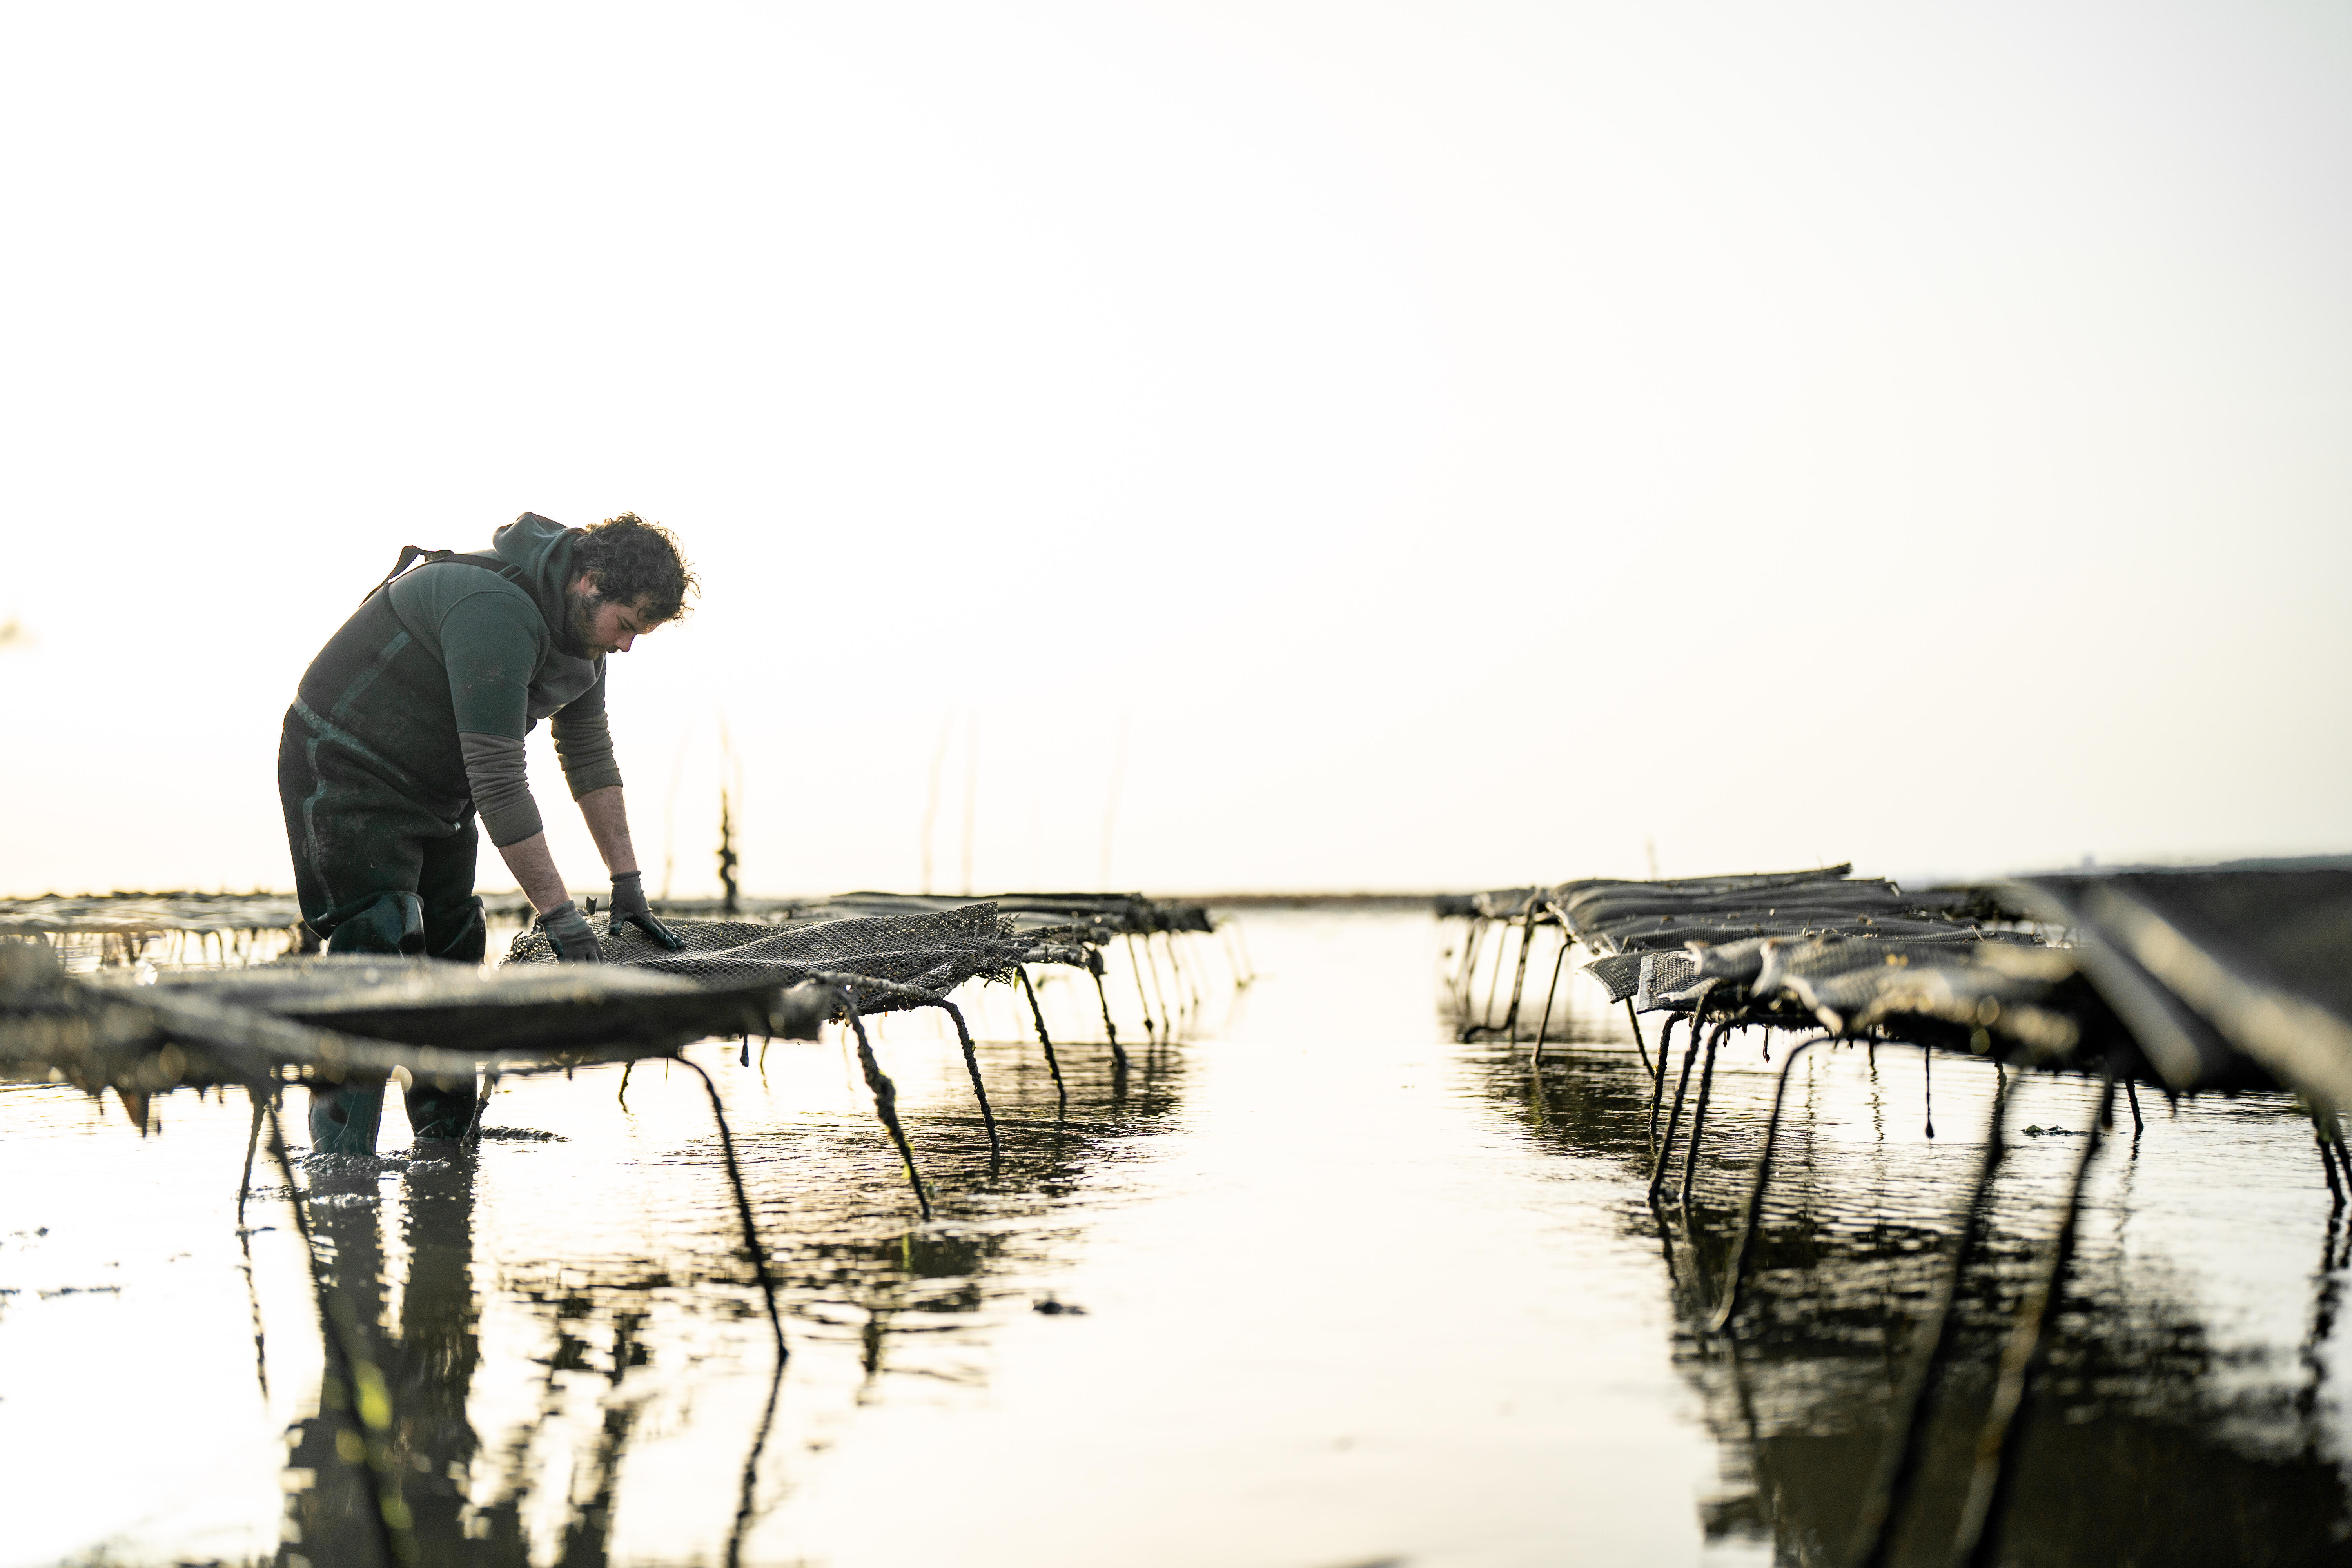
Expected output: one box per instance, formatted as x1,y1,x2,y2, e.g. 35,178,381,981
501,900,1098,1014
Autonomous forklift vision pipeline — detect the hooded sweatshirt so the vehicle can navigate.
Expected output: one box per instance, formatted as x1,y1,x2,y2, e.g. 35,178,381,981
292,514,625,845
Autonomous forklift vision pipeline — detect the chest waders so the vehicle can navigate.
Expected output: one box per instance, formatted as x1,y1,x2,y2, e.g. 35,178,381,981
278,547,531,1152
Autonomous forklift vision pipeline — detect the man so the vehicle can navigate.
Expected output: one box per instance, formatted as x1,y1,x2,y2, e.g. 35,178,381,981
279,511,692,1153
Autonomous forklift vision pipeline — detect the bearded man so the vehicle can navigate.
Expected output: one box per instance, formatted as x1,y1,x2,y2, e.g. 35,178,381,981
279,511,691,1152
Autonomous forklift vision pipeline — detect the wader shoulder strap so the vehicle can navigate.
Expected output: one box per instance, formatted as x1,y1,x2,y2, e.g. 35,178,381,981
357,546,527,609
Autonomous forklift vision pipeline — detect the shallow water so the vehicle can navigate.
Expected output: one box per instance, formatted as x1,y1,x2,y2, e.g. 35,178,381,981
3,910,2347,1566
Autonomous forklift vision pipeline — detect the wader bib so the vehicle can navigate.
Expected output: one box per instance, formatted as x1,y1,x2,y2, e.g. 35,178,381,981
278,546,532,1151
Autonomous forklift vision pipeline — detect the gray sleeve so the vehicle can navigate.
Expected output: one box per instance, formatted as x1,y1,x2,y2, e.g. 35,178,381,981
461,732,544,847
550,704,624,799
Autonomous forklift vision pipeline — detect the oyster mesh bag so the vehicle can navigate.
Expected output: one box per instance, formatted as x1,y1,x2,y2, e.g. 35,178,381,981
505,902,1028,1013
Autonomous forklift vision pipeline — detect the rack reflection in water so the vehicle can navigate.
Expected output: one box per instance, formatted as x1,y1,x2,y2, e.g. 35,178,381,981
1490,1027,2352,1566
269,1025,1184,1566
13,907,2350,1565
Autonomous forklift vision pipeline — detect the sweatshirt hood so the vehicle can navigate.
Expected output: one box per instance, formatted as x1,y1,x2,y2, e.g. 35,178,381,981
491,512,586,656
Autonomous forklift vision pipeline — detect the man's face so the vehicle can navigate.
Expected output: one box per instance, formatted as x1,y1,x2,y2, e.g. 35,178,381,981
566,573,661,656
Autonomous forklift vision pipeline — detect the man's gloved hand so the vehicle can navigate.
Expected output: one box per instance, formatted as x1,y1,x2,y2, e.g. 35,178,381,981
541,900,604,963
608,871,686,950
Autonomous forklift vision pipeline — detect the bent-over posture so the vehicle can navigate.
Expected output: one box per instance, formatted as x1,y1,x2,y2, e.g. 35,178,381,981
279,511,693,1152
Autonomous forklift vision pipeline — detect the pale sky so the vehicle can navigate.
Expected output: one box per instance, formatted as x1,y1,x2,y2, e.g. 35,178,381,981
3,1,2348,899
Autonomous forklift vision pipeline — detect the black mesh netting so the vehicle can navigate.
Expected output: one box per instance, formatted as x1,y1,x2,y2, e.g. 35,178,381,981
503,901,1059,1013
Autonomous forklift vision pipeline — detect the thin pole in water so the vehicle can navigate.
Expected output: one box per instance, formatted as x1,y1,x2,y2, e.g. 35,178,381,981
931,998,1000,1163
236,1083,272,1404
1679,1021,1733,1208
1948,1072,2117,1568
724,1354,785,1568
1170,930,1202,1024
1846,1063,2018,1568
1501,901,1540,1046
1477,914,1517,1035
1125,934,1158,1044
677,1054,789,1361
1705,1035,1833,1332
1089,960,1128,1071
1648,1015,1681,1158
1529,934,1574,1070
1625,1000,1652,1080
1452,918,1486,1015
1015,966,1066,1110
1650,1010,1710,1203
2314,1105,2347,1207
236,1087,262,1228
835,989,931,1220
1140,929,1176,1041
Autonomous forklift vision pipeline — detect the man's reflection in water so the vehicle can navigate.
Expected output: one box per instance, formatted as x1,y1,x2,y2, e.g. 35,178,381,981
279,1150,534,1566
269,1048,1187,1564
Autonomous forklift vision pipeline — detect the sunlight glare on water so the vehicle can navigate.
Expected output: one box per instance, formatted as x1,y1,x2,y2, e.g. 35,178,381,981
756,909,1721,1568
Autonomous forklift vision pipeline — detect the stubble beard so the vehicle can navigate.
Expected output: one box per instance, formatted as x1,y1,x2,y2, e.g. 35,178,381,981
564,587,606,656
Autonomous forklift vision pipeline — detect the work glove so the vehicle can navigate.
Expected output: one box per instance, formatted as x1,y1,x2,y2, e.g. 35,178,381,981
541,900,604,963
607,870,686,950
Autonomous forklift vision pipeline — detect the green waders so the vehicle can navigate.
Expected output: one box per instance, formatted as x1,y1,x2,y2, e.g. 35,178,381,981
279,704,486,1152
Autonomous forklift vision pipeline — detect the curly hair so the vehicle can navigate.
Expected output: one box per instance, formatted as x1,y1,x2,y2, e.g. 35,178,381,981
573,513,698,623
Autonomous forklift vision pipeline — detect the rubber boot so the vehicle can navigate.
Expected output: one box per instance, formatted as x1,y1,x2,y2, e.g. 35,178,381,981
406,1078,479,1142
308,1080,387,1155
324,891,427,956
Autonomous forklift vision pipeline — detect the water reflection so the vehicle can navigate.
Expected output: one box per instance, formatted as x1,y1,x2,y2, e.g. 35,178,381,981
1486,1036,2352,1567
282,1150,515,1563
275,1038,1186,1565
39,909,2347,1565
